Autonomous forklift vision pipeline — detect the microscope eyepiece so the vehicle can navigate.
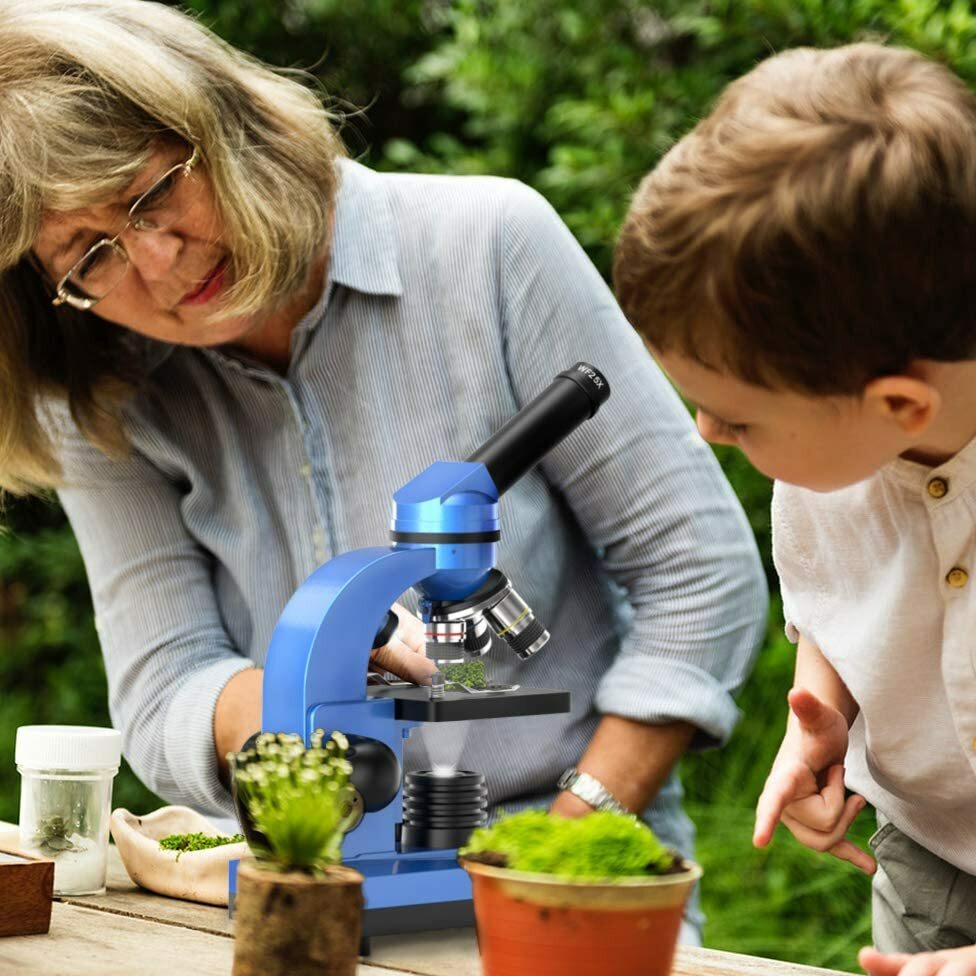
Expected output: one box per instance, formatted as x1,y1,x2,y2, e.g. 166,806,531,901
466,361,610,495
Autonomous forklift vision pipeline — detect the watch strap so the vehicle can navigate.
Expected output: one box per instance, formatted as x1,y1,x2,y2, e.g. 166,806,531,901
556,766,628,815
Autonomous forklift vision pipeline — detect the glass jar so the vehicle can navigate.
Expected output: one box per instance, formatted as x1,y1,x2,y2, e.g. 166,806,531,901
15,725,122,896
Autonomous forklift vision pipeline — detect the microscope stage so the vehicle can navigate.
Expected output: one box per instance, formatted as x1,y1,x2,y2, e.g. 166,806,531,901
366,684,570,722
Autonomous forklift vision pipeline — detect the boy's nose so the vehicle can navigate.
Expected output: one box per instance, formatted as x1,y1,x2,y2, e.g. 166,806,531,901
696,410,733,445
120,228,182,284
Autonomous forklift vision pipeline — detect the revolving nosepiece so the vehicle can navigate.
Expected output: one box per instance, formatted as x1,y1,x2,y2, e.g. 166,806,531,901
424,569,550,663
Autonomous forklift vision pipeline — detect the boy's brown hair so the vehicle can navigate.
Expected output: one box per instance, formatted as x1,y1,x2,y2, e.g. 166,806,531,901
614,43,976,395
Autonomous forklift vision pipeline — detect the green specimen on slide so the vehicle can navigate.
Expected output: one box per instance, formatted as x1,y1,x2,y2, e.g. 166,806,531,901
440,660,487,689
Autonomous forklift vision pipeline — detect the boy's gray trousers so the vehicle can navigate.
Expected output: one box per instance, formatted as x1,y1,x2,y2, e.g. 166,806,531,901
871,813,976,952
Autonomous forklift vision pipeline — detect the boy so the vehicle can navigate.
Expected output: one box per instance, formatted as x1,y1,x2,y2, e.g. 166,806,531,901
614,43,976,974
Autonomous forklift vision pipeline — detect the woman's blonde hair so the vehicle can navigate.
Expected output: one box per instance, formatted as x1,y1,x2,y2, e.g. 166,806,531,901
0,0,345,494
615,43,976,395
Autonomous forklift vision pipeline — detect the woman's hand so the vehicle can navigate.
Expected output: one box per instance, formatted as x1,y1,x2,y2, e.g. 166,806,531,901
754,687,875,874
217,603,436,783
368,602,437,686
860,946,976,976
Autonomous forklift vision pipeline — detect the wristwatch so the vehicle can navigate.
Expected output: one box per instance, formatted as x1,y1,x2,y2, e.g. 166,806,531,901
556,767,629,815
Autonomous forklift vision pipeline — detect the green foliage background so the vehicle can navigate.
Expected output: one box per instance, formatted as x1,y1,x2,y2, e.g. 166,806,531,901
5,0,976,968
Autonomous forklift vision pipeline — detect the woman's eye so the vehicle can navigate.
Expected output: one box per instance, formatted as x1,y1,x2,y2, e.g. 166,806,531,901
135,172,177,214
76,244,111,277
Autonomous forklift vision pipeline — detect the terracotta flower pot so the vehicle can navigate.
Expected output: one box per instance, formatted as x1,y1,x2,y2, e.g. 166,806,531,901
232,857,364,976
461,857,702,976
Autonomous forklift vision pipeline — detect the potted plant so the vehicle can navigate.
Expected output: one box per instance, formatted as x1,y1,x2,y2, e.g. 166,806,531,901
229,729,362,976
459,809,701,976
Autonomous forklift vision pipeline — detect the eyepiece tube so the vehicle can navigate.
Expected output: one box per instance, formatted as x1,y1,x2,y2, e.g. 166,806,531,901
466,362,610,495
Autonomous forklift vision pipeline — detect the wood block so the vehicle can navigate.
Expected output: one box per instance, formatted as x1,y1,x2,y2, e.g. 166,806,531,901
0,851,54,937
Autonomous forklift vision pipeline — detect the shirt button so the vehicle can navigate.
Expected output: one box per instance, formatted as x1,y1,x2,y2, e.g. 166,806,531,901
300,464,312,479
946,567,969,588
927,477,949,499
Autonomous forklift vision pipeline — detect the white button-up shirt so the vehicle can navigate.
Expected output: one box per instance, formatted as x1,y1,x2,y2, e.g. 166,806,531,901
774,444,976,873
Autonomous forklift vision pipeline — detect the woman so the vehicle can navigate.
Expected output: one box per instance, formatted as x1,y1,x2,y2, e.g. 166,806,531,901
1,0,766,941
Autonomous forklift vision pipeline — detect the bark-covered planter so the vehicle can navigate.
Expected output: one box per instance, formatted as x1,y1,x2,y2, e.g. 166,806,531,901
232,858,363,976
460,810,701,976
229,730,361,976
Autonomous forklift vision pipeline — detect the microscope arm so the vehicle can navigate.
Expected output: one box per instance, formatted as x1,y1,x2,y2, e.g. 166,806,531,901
262,546,437,737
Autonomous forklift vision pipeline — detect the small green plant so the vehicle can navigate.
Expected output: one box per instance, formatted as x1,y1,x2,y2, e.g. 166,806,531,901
230,729,356,874
159,832,244,860
441,660,487,689
32,814,83,855
461,809,679,879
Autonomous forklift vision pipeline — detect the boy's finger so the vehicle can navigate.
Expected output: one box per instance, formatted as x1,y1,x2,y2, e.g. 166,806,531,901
858,948,913,976
896,954,947,976
835,790,868,837
780,764,848,832
781,792,867,854
787,687,834,732
754,786,789,846
933,960,975,976
829,837,877,874
753,766,808,846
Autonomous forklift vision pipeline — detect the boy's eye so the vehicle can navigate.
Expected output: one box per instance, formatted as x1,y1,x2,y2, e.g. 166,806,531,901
711,416,749,437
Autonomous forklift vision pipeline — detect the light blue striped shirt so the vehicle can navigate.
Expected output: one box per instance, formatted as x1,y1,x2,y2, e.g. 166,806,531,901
56,161,766,919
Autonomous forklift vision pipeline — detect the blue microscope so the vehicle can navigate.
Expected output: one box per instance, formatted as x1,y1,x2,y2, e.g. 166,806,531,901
244,362,609,937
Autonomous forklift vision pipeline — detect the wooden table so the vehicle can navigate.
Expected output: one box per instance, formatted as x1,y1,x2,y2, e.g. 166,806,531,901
0,823,845,976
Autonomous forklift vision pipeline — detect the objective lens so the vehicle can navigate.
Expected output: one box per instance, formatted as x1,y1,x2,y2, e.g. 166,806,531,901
483,585,549,659
462,615,491,655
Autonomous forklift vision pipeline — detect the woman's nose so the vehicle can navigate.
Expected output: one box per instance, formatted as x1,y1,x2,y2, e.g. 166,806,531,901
120,227,182,283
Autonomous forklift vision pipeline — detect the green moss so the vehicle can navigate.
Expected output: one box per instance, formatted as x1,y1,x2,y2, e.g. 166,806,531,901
460,809,677,879
159,832,244,859
440,660,487,689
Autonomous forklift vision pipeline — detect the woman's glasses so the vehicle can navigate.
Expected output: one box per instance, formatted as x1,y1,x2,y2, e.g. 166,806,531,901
52,146,202,310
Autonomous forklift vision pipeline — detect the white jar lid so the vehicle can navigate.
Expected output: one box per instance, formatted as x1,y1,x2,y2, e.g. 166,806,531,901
15,725,122,771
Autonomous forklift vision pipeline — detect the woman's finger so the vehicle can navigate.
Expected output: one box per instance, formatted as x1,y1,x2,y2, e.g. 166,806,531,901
369,636,437,685
389,602,426,654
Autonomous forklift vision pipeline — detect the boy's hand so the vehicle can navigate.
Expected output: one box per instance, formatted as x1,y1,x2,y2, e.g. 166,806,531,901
859,945,976,976
753,688,876,874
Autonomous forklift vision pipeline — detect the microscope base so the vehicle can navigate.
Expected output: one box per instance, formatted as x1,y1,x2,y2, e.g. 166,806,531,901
356,855,475,951
361,897,474,941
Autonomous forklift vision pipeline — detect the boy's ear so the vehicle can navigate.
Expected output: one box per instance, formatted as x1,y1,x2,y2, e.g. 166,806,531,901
862,375,941,436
